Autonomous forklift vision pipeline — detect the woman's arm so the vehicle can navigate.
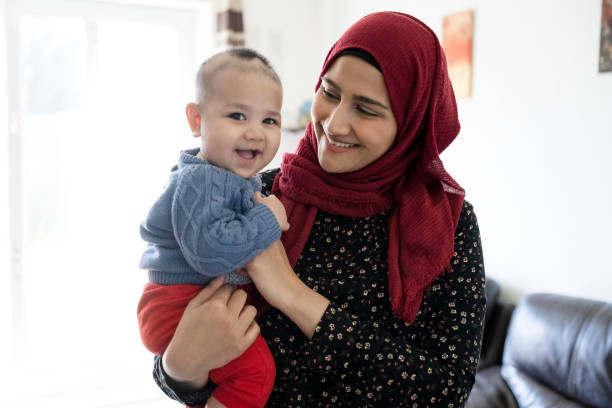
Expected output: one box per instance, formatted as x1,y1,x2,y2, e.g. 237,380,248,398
246,239,330,338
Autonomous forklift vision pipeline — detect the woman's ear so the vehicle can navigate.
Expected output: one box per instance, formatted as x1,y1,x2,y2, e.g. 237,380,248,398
186,103,202,137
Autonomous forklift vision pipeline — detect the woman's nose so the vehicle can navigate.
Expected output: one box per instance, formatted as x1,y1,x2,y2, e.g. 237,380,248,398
324,103,350,136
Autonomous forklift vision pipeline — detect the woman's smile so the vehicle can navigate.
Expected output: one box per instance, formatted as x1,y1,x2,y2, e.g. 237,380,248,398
324,130,358,150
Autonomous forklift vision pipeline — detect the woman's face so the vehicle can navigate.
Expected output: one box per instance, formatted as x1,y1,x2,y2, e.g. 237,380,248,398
311,55,398,174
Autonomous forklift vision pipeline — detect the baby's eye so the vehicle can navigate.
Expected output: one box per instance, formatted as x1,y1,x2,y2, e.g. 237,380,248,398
263,118,278,125
228,112,246,120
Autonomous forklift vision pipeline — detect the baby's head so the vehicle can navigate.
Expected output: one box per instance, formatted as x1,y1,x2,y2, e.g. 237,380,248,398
186,48,283,178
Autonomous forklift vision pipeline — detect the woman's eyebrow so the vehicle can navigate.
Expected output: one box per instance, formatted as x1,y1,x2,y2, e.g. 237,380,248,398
354,95,390,110
322,77,390,110
321,77,338,89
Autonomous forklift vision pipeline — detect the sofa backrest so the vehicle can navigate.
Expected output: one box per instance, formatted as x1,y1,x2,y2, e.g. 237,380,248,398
478,278,514,370
501,293,612,408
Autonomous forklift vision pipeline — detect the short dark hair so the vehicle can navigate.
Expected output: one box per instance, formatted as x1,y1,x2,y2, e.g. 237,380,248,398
195,47,281,104
226,47,273,67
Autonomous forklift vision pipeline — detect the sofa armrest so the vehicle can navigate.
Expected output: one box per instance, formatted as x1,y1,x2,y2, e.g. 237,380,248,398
466,366,518,408
503,293,612,408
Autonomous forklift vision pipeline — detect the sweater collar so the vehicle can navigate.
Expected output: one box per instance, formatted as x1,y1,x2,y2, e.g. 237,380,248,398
179,148,262,192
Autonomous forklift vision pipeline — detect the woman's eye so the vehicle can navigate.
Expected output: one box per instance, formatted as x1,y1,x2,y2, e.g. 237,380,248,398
321,87,339,100
229,112,246,120
356,106,378,117
263,118,278,125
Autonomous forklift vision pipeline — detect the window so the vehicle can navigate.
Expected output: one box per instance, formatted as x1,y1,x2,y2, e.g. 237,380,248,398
2,0,213,406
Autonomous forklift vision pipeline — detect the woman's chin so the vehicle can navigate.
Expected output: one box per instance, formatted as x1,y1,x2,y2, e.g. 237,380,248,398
318,154,354,174
317,142,347,173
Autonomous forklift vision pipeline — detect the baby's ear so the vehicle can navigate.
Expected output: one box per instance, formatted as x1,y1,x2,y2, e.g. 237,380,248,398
185,102,202,137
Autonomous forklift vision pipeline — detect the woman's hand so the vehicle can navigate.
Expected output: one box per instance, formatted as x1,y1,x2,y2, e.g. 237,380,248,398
162,276,260,390
247,241,330,338
254,192,290,231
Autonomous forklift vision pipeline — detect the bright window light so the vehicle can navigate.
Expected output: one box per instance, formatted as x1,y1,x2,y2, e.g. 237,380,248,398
3,1,207,406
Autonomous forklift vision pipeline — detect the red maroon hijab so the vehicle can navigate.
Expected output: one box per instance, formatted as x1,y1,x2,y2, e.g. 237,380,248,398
272,12,464,323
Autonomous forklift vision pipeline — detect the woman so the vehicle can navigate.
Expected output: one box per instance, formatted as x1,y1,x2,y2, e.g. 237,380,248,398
150,11,485,407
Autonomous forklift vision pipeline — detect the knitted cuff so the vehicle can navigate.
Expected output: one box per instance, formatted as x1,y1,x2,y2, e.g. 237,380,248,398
251,203,282,244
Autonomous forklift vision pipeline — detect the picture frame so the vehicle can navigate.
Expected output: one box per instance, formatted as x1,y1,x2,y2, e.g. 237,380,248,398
600,0,612,72
442,10,474,97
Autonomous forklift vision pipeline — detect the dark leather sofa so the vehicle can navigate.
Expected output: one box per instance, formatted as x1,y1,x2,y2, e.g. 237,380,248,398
467,281,612,408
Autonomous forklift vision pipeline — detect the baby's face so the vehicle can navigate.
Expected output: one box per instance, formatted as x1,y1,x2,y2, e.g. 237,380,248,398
198,68,282,179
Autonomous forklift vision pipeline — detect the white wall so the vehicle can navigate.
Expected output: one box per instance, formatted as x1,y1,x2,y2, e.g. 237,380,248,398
244,0,612,304
242,0,325,127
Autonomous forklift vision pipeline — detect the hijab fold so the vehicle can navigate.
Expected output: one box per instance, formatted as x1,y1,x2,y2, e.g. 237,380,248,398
272,12,465,323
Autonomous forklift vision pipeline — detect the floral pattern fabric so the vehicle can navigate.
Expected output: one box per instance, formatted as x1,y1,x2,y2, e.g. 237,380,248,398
153,169,486,407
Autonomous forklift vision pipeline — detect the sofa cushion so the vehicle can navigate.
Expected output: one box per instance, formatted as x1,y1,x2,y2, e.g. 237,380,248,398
501,365,583,407
502,293,612,408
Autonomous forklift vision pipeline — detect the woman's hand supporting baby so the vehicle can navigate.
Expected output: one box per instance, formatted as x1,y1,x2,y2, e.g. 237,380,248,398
162,276,260,391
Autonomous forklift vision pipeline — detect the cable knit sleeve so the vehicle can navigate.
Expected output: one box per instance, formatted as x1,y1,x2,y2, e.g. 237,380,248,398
302,203,485,406
172,164,281,278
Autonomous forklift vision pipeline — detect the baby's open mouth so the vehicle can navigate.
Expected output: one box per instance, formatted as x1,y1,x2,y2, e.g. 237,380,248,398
236,149,259,159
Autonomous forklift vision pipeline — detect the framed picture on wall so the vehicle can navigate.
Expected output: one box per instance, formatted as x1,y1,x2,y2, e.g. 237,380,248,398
600,0,612,72
442,10,474,98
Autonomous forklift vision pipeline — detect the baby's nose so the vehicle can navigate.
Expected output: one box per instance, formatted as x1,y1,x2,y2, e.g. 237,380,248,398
244,125,265,140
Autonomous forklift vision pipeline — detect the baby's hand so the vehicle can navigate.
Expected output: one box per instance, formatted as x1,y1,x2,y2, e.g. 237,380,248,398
254,192,290,231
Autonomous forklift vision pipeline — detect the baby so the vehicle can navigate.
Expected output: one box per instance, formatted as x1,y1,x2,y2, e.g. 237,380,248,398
137,48,288,408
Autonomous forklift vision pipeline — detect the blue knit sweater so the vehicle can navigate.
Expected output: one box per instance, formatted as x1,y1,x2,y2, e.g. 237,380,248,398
139,148,281,285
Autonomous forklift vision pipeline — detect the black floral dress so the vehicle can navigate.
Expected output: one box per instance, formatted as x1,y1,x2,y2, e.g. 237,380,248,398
154,169,486,407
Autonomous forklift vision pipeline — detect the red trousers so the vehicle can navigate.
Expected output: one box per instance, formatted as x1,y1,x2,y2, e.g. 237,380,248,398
137,283,275,408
